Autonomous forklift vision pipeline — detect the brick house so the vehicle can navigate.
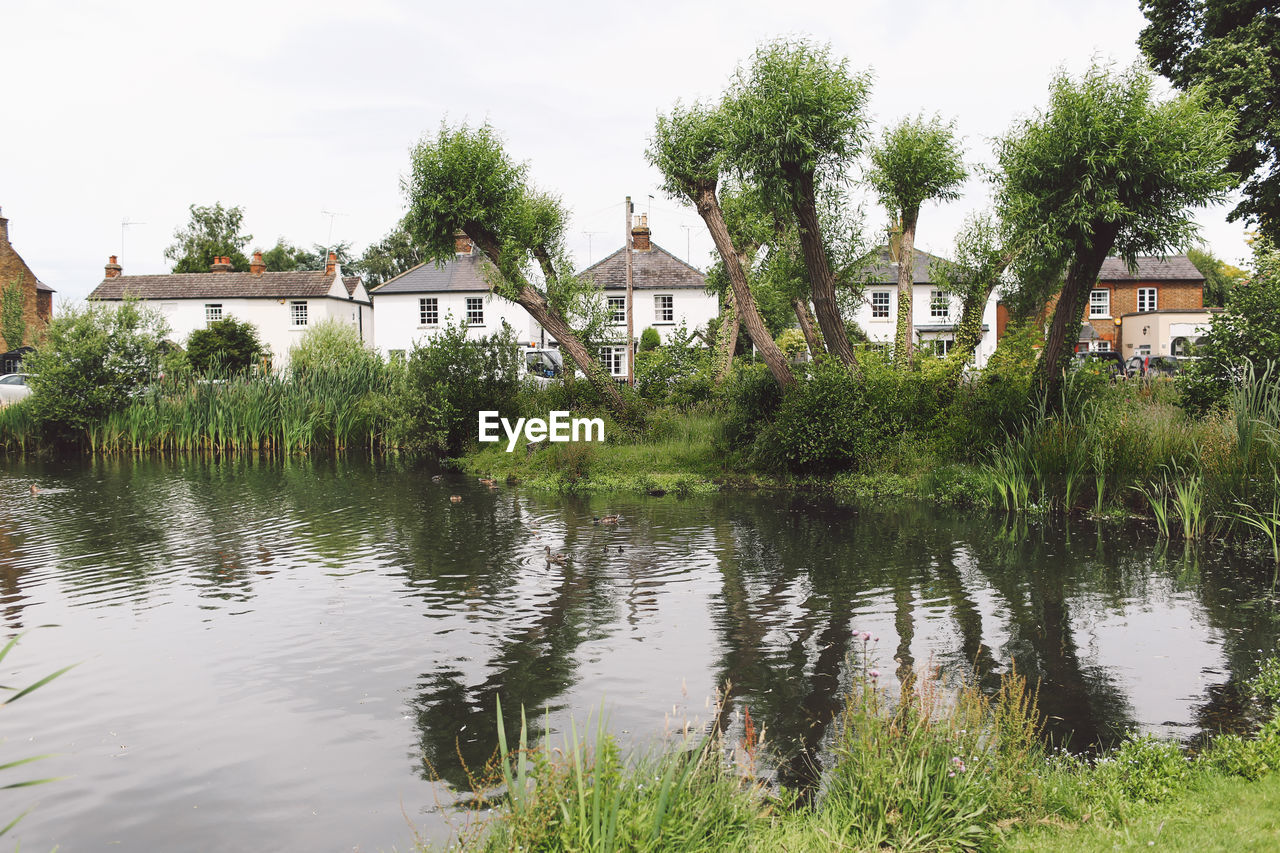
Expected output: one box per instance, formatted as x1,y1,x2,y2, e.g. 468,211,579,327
0,207,56,352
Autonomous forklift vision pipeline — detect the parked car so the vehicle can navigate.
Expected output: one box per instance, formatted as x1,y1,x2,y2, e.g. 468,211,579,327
1075,350,1127,379
0,373,32,404
1125,355,1181,379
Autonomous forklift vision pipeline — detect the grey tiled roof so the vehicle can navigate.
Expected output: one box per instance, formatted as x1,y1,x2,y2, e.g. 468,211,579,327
370,251,493,294
35,280,54,293
343,276,361,297
862,247,950,286
1097,254,1204,282
579,243,706,290
90,270,346,300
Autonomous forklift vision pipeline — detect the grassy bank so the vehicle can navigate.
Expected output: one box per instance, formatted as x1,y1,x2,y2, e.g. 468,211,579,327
432,656,1280,852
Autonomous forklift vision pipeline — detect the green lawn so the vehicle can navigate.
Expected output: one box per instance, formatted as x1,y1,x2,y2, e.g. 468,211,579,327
1001,772,1280,852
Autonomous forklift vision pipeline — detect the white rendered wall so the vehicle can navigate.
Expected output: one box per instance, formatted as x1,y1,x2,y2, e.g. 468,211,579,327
852,284,1000,366
370,291,540,357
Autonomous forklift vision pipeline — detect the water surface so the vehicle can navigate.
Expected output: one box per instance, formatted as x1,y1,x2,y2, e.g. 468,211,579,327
0,457,1276,851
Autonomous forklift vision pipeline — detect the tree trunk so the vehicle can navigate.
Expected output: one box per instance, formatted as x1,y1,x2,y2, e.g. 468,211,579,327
464,224,632,419
713,288,740,382
792,297,823,358
1034,224,1121,408
790,171,857,368
695,185,796,390
892,211,918,370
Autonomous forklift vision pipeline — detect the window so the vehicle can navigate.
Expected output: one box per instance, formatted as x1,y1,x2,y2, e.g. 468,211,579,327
931,338,954,357
1137,344,1152,355
600,346,625,376
930,290,950,318
608,296,626,324
466,296,484,326
419,297,439,326
871,291,891,319
205,303,223,326
655,294,674,323
1091,340,1112,352
290,300,308,327
1137,288,1158,312
1089,289,1110,318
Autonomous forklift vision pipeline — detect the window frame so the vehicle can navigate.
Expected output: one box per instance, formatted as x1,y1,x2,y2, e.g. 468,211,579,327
465,296,485,326
419,297,439,326
205,303,223,326
599,346,625,376
607,296,627,325
929,290,950,319
1089,289,1110,318
654,294,674,324
289,300,308,328
1137,287,1158,313
870,290,891,319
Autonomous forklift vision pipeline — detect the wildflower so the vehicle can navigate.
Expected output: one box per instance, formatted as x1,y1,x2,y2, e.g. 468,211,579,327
862,631,872,641
870,669,880,679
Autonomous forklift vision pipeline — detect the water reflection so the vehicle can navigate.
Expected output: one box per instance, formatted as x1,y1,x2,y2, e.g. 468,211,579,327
0,458,1277,850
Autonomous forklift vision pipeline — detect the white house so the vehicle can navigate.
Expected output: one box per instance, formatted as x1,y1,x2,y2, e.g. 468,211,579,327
88,251,373,368
852,247,1000,366
370,219,719,378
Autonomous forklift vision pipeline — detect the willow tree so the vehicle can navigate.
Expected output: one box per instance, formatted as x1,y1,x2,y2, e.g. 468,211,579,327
867,115,967,369
994,63,1235,403
403,123,632,418
931,213,1012,364
647,104,796,389
725,38,872,368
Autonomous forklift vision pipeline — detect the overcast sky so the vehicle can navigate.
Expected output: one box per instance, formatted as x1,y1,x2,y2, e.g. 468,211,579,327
2,0,1254,303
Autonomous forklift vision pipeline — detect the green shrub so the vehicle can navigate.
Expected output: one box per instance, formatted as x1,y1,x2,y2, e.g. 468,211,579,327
186,317,264,374
639,326,661,352
23,301,170,441
1090,733,1191,805
288,319,380,380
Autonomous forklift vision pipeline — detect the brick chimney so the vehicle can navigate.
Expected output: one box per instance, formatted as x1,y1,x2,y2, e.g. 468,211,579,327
250,250,265,276
454,231,473,255
631,214,651,251
210,255,233,273
105,255,123,278
0,207,8,245
325,251,337,276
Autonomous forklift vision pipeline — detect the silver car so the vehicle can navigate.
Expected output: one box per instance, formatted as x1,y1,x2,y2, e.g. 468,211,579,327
0,373,32,405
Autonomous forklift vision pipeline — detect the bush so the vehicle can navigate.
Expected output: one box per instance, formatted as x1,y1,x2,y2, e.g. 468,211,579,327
716,362,783,457
288,319,381,380
186,317,264,374
639,326,661,352
23,301,169,441
634,325,713,409
1090,733,1191,804
396,320,521,455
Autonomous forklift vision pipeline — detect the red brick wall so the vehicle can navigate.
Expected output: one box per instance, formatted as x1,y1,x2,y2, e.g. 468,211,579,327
0,239,47,350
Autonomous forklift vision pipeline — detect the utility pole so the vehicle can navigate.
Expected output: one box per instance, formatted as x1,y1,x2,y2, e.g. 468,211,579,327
625,196,635,387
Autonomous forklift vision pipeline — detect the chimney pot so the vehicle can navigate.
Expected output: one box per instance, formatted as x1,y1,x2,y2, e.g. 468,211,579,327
454,231,473,255
631,213,652,252
325,251,337,276
250,250,265,276
210,255,233,273
105,255,123,279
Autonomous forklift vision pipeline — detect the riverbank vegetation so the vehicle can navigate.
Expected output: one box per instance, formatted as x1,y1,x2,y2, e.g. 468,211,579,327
431,654,1280,851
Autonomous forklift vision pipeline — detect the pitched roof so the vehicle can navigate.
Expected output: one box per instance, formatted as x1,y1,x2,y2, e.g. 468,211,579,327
862,247,950,286
343,275,361,297
369,251,492,294
89,270,353,301
579,243,706,290
1097,254,1204,282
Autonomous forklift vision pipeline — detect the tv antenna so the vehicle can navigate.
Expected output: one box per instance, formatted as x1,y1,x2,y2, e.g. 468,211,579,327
582,230,606,264
680,225,695,264
321,209,348,251
121,218,146,260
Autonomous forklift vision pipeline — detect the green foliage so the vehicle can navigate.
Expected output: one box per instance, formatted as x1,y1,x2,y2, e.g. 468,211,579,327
648,102,728,202
288,319,380,381
724,38,872,205
639,327,661,352
397,319,521,455
634,325,713,409
258,238,356,274
357,222,426,287
1188,245,1248,307
164,202,253,273
1180,238,1280,415
866,113,968,224
185,317,264,375
23,302,169,440
1,276,25,350
1251,657,1280,708
1139,0,1280,237
1090,733,1191,805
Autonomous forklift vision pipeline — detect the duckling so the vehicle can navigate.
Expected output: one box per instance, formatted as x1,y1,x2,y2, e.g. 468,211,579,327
29,484,40,496
593,514,620,525
479,477,496,487
431,474,444,483
544,545,567,565
449,495,463,503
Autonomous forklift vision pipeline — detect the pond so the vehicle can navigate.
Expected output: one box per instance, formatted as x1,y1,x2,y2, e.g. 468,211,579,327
1,457,1277,851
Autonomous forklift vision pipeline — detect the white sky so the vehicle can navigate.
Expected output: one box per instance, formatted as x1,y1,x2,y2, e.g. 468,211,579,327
2,0,1255,303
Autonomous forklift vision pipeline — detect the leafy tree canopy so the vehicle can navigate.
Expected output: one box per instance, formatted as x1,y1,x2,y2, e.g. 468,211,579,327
165,203,253,273
1188,244,1249,306
867,115,967,225
186,317,264,375
357,222,427,287
1139,0,1280,238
